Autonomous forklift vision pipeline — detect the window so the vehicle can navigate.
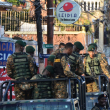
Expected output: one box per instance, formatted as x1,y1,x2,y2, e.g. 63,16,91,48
95,2,97,10
99,2,100,10
92,2,94,10
84,2,86,11
88,2,90,11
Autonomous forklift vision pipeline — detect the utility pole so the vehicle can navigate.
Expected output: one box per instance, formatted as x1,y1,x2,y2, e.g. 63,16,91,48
47,0,54,54
34,0,44,74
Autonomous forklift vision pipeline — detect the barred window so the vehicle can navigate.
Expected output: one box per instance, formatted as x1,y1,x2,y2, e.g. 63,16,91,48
92,2,94,10
99,2,100,10
88,2,90,11
95,2,97,10
84,2,86,11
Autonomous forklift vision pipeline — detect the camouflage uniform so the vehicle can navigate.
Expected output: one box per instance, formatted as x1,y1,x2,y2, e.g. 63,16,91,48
83,54,110,92
26,46,38,74
54,55,76,98
31,74,52,99
69,52,84,76
6,52,35,100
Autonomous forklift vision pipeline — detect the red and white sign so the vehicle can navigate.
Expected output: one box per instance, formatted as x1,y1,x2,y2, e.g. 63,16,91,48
0,68,15,100
56,0,81,24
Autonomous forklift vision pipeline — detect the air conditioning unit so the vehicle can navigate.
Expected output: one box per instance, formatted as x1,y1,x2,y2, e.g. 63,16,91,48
0,26,4,38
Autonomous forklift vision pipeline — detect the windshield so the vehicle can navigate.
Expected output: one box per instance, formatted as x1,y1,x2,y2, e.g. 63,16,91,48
0,102,72,110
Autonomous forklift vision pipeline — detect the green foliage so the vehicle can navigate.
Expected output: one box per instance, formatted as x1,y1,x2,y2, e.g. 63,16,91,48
7,0,24,6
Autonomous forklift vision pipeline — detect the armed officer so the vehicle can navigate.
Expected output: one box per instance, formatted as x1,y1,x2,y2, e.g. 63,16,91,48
83,45,110,92
54,43,78,98
89,43,109,68
69,41,84,76
6,40,35,100
26,46,38,74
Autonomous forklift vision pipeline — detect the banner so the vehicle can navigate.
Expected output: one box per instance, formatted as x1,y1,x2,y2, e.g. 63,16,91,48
0,42,14,67
0,41,15,100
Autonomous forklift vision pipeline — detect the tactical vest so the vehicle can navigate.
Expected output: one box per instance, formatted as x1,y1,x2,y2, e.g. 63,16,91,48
12,52,31,80
69,52,79,73
53,53,68,78
33,74,52,99
85,54,101,76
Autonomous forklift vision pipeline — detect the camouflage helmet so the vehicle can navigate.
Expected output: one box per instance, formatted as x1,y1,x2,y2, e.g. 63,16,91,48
88,45,95,51
74,41,84,50
15,40,26,47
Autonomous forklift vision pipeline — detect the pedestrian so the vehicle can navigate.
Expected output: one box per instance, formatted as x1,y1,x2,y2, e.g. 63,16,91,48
91,94,108,110
69,41,84,76
26,46,38,74
6,40,35,100
53,43,78,98
83,45,110,92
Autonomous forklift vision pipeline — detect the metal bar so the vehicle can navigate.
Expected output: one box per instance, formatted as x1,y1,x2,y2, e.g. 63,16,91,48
0,82,8,101
10,83,12,101
1,11,2,26
10,11,11,31
0,85,2,101
80,76,86,110
98,75,101,92
3,81,11,101
68,79,71,99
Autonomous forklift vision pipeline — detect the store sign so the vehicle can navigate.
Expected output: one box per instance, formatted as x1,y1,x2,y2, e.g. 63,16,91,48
43,44,53,48
56,0,81,24
0,42,14,67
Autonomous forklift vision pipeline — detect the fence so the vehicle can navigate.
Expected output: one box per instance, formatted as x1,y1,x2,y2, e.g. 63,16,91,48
0,11,83,31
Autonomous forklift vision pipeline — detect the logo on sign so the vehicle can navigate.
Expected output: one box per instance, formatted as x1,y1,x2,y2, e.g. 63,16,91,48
56,0,81,24
59,2,76,12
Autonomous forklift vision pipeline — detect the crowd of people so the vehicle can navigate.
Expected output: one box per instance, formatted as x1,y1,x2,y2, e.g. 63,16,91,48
6,40,110,109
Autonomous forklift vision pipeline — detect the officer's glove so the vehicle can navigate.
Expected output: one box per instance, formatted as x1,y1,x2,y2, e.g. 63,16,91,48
75,75,81,80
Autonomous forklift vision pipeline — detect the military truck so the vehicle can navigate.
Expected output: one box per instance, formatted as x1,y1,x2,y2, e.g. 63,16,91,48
0,75,109,110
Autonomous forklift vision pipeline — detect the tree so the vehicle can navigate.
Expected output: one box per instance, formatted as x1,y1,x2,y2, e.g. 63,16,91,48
7,0,25,6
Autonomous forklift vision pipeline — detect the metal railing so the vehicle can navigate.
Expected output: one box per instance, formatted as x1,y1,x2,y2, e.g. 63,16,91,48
0,11,83,31
0,77,86,110
0,75,109,109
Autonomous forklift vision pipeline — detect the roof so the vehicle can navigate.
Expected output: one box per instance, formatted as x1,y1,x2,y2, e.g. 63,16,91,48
0,1,12,8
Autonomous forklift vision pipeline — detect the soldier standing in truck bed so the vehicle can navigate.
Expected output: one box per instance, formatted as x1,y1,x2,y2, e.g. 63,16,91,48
26,46,38,74
6,40,35,100
69,41,84,76
53,43,79,98
83,45,110,92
